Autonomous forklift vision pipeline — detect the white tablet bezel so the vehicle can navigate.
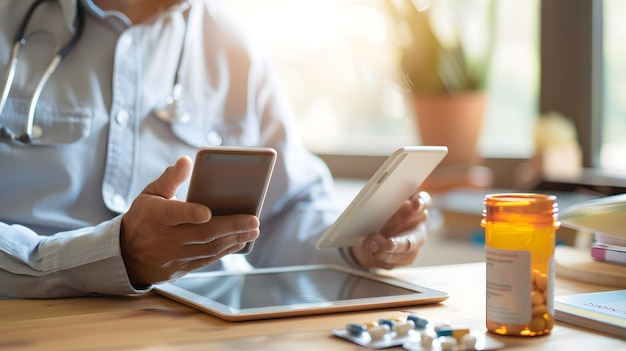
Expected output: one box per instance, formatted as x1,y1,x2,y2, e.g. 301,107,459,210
154,264,448,321
317,146,448,249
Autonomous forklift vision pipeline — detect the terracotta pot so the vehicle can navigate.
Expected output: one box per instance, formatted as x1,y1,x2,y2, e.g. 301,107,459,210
412,91,488,192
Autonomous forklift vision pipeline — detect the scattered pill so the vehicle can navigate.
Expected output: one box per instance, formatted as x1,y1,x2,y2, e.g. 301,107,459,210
435,325,453,337
337,316,503,350
452,328,470,340
368,324,390,341
438,336,456,351
346,323,366,337
393,321,413,336
407,315,429,328
420,331,434,348
378,318,396,329
362,321,379,329
435,325,471,340
460,333,477,350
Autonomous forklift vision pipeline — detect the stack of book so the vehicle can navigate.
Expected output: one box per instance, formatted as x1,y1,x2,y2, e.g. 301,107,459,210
592,233,626,266
556,194,626,337
560,193,626,266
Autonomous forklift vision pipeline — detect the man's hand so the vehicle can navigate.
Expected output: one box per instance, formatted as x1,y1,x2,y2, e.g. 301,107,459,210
120,156,260,287
350,191,431,270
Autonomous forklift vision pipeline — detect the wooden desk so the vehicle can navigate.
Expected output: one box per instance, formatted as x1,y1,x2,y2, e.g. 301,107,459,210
1,262,624,350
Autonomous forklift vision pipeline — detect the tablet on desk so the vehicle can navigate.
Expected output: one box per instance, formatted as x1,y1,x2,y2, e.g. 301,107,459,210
154,265,448,321
317,146,448,249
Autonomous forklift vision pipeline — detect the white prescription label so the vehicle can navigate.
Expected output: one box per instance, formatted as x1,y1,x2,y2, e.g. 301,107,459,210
486,247,531,325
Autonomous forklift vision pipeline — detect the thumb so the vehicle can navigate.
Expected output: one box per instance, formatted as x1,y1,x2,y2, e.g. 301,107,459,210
143,156,193,199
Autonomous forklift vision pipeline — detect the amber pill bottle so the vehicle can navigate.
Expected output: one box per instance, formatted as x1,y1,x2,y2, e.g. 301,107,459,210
482,193,559,337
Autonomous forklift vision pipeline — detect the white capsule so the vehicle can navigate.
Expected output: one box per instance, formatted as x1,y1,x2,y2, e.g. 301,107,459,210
438,336,456,351
460,333,478,350
420,331,434,348
394,321,413,336
368,324,390,341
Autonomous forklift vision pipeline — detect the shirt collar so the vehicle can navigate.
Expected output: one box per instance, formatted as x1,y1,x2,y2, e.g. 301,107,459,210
58,0,79,33
77,0,191,29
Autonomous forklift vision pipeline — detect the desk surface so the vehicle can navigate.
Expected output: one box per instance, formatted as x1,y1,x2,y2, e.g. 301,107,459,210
1,262,624,350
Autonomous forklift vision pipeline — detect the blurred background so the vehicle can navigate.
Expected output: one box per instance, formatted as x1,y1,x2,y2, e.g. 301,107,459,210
215,0,626,265
217,0,624,175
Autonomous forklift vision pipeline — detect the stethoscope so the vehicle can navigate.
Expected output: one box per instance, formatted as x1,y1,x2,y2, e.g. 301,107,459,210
150,3,192,125
0,0,191,144
0,0,84,143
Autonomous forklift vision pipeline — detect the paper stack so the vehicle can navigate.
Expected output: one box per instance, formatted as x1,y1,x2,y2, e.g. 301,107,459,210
555,289,626,339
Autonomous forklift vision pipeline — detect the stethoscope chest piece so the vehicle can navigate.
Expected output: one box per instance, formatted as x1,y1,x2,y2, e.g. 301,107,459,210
151,83,190,124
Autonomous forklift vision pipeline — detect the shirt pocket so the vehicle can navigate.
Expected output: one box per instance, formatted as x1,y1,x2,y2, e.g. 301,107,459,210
0,98,92,145
169,110,260,148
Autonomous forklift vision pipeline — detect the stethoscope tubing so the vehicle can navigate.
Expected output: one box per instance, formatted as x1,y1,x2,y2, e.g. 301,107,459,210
0,0,84,143
0,0,194,144
0,43,19,117
151,5,192,124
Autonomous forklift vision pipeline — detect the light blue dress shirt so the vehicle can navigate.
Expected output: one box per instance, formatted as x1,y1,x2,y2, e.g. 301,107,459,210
0,0,345,298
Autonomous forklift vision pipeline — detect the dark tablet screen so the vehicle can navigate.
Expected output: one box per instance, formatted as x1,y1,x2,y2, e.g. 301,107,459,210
155,265,448,321
172,267,419,309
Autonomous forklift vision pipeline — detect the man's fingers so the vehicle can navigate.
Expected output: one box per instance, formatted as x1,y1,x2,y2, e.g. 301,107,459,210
416,191,432,212
350,192,432,270
143,156,193,199
179,243,247,273
385,228,426,254
154,199,212,226
174,228,259,275
182,230,257,261
187,215,260,244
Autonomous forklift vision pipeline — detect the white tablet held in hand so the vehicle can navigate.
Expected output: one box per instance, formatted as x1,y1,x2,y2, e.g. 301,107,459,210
316,146,447,249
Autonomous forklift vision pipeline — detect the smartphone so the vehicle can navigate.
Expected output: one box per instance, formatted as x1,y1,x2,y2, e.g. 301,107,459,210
187,147,277,254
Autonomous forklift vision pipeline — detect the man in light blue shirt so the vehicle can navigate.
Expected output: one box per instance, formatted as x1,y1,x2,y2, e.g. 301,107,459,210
0,0,431,298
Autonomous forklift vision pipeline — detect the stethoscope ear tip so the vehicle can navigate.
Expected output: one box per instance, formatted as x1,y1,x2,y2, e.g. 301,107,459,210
18,133,31,143
0,126,31,143
0,126,11,139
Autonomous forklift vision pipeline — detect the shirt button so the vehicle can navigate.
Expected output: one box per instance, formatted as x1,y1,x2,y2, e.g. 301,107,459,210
119,34,133,49
112,194,126,209
31,124,43,139
116,109,130,125
206,130,223,146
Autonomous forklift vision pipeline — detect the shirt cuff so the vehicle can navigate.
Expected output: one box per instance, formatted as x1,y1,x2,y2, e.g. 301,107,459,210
42,215,152,296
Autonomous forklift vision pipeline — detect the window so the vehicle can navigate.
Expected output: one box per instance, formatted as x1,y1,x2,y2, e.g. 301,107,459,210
602,0,626,173
542,0,625,176
217,0,539,159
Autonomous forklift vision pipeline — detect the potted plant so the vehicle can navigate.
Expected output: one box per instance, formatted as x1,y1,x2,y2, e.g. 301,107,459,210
385,0,497,192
